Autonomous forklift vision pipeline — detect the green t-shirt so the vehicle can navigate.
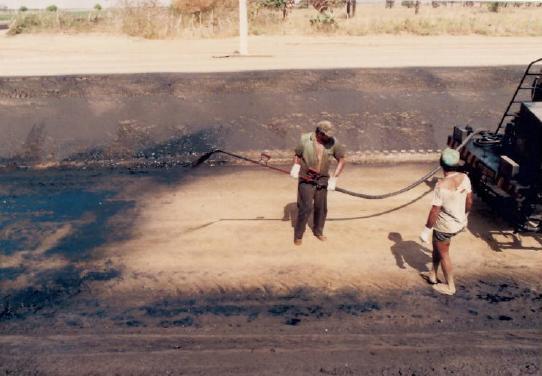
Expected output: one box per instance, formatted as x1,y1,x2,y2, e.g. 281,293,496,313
295,132,346,178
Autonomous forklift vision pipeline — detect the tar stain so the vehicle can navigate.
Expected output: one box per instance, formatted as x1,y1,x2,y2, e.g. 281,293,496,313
138,290,381,327
285,318,301,326
478,293,515,303
475,280,526,304
0,265,120,321
158,316,194,328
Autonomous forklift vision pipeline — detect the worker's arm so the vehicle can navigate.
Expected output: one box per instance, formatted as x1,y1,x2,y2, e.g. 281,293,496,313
425,205,441,228
332,157,346,178
328,144,345,191
292,135,303,178
420,183,443,243
420,205,441,243
290,155,301,178
328,157,345,191
466,192,473,214
426,184,443,227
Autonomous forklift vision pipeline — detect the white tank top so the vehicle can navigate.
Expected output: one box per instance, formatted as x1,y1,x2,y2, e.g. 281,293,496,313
432,173,472,234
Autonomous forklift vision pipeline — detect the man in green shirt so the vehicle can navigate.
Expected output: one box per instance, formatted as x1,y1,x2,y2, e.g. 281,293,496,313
290,120,346,245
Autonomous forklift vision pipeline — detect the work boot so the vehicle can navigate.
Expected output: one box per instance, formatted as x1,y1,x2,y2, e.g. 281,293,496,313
294,238,302,246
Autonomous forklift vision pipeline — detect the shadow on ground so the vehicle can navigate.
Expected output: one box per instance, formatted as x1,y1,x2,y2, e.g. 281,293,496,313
0,124,232,321
0,165,196,321
468,200,542,252
86,276,542,332
388,232,431,272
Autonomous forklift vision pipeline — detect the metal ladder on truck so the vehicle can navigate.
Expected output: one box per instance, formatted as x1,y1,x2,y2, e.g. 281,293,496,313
495,58,542,134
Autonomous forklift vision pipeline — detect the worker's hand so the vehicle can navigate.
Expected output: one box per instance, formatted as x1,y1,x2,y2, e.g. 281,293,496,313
290,164,300,179
419,226,432,243
328,177,337,191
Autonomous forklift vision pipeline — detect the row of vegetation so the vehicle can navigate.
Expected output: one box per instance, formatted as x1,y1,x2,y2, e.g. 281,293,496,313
11,4,102,12
2,0,542,38
4,1,533,15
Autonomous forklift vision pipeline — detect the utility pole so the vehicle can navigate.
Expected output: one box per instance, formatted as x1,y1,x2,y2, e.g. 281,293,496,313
239,0,248,55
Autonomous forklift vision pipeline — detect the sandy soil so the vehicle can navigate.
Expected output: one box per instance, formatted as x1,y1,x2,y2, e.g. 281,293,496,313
100,165,542,295
1,34,542,76
1,163,541,374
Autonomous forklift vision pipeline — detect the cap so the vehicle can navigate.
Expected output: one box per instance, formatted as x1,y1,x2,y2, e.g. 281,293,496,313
440,148,460,167
316,120,335,137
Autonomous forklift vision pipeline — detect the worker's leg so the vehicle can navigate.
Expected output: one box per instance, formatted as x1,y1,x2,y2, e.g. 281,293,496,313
432,233,441,269
294,182,315,240
313,186,328,237
421,238,440,284
433,240,456,295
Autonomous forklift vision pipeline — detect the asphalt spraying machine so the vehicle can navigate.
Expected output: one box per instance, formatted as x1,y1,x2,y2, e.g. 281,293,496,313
448,58,542,232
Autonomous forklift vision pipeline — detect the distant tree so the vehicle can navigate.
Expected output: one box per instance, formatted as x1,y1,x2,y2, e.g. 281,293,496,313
346,0,356,18
0,4,8,11
260,0,295,19
310,0,343,14
487,2,500,12
171,0,236,15
94,3,102,11
311,0,330,13
46,4,58,12
19,5,28,11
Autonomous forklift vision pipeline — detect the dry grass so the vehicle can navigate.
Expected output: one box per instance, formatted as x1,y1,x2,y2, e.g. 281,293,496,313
253,4,542,37
7,3,542,38
8,10,113,35
170,0,237,14
116,0,178,39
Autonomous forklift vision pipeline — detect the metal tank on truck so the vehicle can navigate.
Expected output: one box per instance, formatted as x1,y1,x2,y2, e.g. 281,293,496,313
448,58,542,232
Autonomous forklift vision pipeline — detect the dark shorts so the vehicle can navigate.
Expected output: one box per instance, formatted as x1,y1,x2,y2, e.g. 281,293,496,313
433,229,462,244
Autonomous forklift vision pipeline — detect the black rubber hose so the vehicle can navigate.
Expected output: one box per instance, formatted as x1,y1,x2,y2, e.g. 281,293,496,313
335,166,440,199
334,130,482,199
192,130,484,200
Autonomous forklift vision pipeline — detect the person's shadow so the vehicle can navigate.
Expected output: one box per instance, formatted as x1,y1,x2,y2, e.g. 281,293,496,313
388,232,432,272
282,202,313,231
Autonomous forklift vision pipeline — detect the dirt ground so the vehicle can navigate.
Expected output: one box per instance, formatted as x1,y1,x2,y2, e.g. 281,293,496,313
1,163,541,375
1,31,542,375
1,34,542,76
0,66,530,164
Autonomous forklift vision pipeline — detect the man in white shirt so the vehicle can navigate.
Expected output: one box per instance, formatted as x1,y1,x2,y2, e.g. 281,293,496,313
420,148,473,295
